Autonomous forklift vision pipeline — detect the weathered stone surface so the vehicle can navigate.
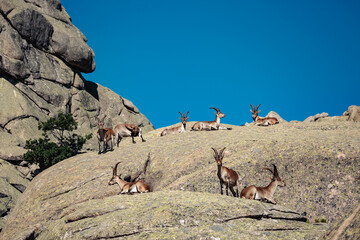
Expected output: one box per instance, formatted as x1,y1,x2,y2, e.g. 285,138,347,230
0,0,154,158
0,159,29,232
303,112,329,123
323,204,360,240
343,105,360,122
265,111,287,122
1,121,359,239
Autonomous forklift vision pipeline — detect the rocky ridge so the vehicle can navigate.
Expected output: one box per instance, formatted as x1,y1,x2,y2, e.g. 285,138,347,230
1,120,359,239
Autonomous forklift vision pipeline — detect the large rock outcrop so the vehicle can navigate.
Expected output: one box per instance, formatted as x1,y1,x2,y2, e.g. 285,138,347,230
0,0,154,162
0,0,153,231
1,121,359,239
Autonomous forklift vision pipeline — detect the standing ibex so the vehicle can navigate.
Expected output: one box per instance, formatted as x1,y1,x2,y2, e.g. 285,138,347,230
113,123,146,146
108,162,151,194
192,107,231,131
212,147,240,197
250,104,279,126
96,115,115,154
161,111,189,136
240,164,286,204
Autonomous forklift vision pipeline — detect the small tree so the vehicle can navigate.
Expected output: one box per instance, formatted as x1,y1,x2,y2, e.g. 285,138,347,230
24,112,92,171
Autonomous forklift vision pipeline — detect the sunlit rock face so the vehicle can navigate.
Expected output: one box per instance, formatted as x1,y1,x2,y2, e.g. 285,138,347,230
0,0,154,161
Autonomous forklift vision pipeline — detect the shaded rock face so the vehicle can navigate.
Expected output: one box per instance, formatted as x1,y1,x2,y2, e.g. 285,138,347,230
0,0,154,162
1,121,359,239
0,160,29,232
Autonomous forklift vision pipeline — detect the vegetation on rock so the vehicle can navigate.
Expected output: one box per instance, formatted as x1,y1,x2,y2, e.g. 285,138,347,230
23,112,92,171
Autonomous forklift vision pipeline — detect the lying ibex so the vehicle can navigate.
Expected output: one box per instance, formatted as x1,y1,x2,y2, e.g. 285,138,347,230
240,164,285,204
192,107,231,131
96,115,115,154
113,123,146,146
161,111,189,136
108,162,151,194
212,147,240,197
250,104,279,126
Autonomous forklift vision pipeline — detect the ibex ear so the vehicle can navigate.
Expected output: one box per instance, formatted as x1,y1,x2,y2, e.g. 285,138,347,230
258,110,261,113
250,110,253,113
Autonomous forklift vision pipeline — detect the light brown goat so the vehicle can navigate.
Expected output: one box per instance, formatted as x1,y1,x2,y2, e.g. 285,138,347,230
161,111,189,136
113,123,146,146
108,162,151,194
212,147,240,197
250,104,279,126
96,115,115,154
240,164,285,204
192,107,231,131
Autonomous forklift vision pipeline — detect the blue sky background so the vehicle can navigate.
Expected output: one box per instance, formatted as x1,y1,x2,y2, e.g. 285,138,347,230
61,0,360,128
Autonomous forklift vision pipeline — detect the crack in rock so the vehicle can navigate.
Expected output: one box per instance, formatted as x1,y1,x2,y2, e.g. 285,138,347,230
42,174,106,201
221,213,307,223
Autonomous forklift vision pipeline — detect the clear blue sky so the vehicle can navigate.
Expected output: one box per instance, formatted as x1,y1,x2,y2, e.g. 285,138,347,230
61,0,360,128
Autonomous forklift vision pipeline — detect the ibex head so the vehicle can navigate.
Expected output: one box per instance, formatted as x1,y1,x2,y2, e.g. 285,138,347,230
264,164,286,187
109,161,121,185
179,111,189,125
211,147,226,166
210,107,225,118
96,115,107,129
250,104,261,121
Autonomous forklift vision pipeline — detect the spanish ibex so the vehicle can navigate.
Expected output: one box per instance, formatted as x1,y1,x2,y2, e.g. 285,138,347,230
240,164,286,204
96,115,115,154
212,147,240,197
250,104,279,126
113,123,146,146
192,107,231,131
108,162,151,194
161,111,189,136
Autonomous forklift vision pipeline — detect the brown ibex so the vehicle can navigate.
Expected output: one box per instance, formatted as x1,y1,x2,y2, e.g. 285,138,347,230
240,164,286,204
96,115,115,154
161,111,189,136
108,162,151,194
113,123,146,146
192,107,231,131
250,104,279,126
212,147,240,197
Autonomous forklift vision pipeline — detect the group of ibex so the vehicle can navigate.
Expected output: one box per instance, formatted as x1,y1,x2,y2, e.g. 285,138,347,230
212,147,285,204
96,115,145,154
102,104,283,203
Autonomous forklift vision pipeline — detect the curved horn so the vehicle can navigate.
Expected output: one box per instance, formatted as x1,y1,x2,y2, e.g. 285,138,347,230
263,167,274,175
250,104,255,112
102,114,107,122
210,107,220,113
113,162,121,177
255,104,261,111
219,147,226,157
211,147,219,158
179,112,184,118
272,164,279,177
185,111,189,118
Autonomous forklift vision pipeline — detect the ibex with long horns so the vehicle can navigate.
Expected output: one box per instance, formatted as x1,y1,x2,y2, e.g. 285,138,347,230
240,164,286,204
113,123,146,145
108,162,150,194
212,147,241,197
161,111,189,136
192,107,231,131
250,104,279,126
96,115,115,154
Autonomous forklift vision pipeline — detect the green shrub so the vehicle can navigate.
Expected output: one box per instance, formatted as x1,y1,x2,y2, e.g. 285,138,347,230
24,112,92,171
